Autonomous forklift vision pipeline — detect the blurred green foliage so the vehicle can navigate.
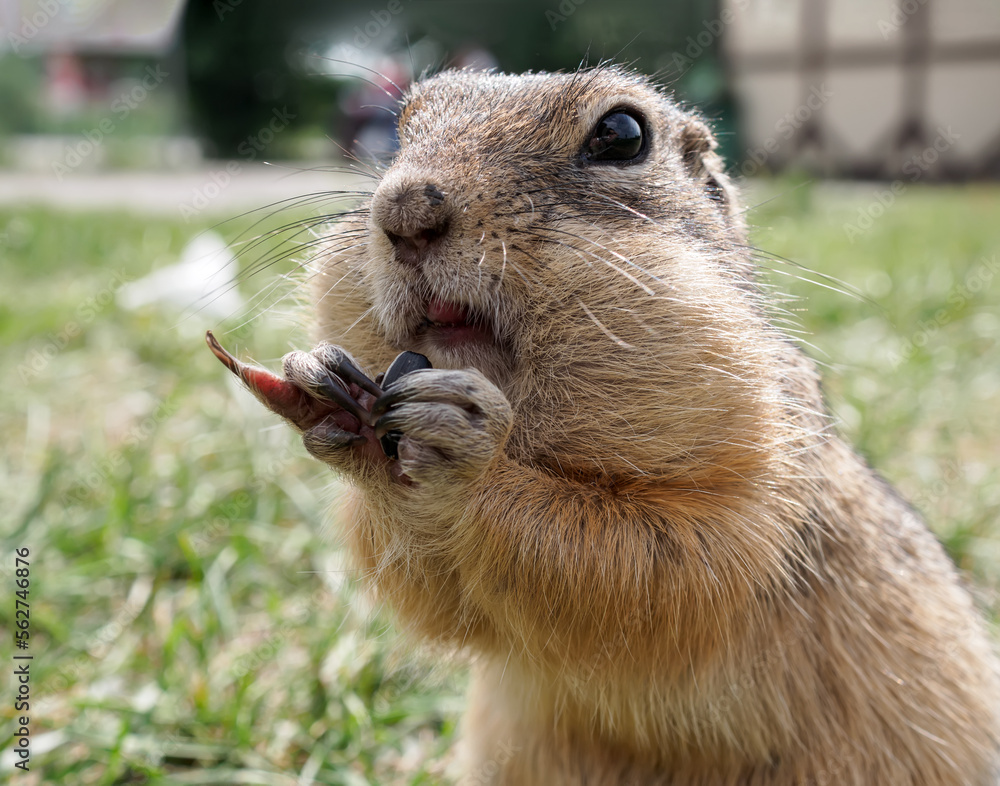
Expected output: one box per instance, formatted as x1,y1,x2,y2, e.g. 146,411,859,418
0,54,45,135
180,0,730,157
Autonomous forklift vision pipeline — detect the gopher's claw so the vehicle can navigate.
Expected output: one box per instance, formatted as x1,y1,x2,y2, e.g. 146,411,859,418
312,363,375,427
312,345,384,399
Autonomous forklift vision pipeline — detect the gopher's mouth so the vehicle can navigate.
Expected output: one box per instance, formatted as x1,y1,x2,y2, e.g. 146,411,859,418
417,297,495,347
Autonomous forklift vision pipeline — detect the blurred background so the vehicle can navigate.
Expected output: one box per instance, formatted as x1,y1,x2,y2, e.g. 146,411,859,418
2,0,999,177
1,1,998,784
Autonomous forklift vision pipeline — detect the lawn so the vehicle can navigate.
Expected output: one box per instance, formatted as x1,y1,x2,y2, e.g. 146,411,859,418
1,179,998,784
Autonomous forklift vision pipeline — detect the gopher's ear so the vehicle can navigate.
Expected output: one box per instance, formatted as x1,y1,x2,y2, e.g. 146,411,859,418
678,117,743,225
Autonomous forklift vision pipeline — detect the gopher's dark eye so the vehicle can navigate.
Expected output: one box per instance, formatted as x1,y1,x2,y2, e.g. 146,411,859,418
582,110,645,164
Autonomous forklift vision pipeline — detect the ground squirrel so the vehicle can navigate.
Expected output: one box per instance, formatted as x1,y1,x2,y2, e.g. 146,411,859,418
211,67,1000,784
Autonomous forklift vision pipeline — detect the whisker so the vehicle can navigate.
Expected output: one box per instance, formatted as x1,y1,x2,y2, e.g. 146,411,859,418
517,229,658,296
749,247,876,309
305,54,406,101
575,296,634,349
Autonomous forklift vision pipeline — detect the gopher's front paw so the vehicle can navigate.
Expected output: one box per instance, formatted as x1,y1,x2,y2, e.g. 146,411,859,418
371,369,513,487
280,344,388,471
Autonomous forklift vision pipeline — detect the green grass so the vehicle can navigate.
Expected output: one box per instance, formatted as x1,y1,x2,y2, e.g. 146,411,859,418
748,180,1000,582
1,180,999,783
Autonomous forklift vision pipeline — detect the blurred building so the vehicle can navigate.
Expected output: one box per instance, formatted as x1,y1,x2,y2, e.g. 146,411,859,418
1,0,185,53
4,0,999,180
723,0,1000,178
1,0,185,114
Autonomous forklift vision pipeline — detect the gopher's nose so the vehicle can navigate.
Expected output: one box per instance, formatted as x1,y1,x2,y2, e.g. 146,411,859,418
371,180,449,268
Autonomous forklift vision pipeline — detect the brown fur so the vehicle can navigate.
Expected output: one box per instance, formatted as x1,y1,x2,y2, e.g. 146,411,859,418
291,67,1000,783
